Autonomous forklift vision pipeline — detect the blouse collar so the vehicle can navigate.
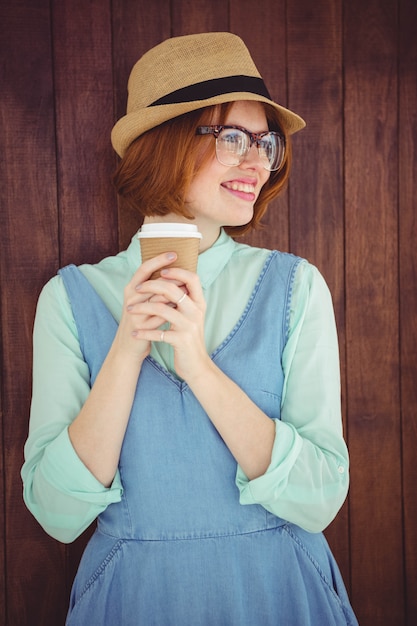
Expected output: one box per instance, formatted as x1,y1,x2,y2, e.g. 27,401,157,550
127,228,237,290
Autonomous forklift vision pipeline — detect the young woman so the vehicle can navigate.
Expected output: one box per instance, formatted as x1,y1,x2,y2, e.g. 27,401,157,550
22,32,358,625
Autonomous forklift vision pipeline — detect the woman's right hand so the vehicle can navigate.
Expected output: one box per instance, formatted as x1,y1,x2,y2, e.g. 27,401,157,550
114,251,180,361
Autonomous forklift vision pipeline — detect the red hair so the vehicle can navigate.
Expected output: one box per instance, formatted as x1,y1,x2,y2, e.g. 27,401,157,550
113,103,292,237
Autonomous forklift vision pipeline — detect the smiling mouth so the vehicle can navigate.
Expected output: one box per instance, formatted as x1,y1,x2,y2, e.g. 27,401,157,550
222,181,256,193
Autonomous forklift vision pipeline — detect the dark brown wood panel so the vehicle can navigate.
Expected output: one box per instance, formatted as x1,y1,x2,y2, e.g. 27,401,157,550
52,0,117,269
399,0,417,623
344,0,404,623
0,413,4,620
0,1,67,624
287,0,345,298
172,0,228,36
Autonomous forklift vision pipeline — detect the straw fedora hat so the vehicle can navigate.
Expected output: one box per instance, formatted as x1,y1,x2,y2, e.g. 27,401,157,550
111,32,305,157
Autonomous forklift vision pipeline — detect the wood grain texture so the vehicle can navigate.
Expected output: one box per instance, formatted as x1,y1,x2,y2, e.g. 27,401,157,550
399,0,417,623
172,0,228,36
1,1,416,624
52,0,118,268
0,1,67,624
344,0,404,623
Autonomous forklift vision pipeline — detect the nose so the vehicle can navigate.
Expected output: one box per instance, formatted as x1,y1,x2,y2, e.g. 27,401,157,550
240,143,265,170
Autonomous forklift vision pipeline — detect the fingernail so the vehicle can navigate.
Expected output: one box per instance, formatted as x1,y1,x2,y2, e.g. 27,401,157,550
166,252,176,260
135,283,142,290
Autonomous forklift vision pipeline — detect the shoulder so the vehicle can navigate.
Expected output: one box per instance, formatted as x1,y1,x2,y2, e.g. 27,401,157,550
231,238,306,267
77,245,135,288
229,238,330,289
39,240,137,311
292,259,333,301
288,260,337,337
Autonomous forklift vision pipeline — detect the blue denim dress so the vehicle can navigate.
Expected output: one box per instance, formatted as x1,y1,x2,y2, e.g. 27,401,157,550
60,252,358,626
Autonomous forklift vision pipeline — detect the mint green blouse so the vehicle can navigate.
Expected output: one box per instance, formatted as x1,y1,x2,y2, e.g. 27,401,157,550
22,229,349,543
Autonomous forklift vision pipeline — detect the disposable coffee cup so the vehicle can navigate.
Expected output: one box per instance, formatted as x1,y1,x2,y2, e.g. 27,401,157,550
137,223,202,279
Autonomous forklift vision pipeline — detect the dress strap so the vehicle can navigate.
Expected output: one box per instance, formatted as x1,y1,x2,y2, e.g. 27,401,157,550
58,264,118,384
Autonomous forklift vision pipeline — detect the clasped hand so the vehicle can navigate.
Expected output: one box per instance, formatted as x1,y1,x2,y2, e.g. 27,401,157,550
115,252,208,381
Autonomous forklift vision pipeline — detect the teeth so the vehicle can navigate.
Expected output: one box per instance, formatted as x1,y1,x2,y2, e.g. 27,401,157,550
226,182,255,193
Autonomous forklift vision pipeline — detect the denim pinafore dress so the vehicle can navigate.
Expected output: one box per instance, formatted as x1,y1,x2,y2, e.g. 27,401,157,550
60,251,358,626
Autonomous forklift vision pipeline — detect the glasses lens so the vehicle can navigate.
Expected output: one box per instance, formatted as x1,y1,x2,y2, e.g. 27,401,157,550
214,127,285,171
216,128,248,166
258,134,285,171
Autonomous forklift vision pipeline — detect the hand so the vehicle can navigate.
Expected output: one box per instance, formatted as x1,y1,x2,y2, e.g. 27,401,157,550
130,265,209,381
114,252,181,361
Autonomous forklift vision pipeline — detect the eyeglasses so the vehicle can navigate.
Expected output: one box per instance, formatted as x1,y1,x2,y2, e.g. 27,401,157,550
196,124,286,172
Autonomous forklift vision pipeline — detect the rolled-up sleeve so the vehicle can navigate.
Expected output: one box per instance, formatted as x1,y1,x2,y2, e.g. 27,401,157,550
236,261,349,533
21,278,123,543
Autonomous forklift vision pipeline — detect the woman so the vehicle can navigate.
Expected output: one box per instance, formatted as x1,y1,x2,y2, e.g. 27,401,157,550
22,32,358,625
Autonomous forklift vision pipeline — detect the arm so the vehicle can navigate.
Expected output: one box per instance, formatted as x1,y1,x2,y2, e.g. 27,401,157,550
21,277,123,543
134,261,348,533
21,252,179,542
236,262,349,532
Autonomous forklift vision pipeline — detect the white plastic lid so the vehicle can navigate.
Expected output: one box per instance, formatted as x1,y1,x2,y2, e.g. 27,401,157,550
137,223,202,238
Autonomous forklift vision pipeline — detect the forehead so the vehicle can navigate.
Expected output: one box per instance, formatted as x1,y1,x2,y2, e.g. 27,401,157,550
221,101,269,132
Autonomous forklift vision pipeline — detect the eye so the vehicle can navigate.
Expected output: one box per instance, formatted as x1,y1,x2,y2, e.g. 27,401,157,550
259,136,276,159
218,129,247,154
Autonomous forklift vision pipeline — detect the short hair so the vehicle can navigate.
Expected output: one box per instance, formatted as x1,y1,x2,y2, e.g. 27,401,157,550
113,102,292,237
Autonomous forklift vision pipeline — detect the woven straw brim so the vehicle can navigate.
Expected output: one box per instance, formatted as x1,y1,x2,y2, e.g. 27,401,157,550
111,93,305,157
111,32,306,157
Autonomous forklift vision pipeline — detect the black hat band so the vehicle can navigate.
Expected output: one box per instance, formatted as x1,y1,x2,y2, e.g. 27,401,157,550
149,75,272,107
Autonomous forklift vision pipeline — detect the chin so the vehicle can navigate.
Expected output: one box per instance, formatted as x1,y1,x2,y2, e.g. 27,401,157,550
228,213,254,228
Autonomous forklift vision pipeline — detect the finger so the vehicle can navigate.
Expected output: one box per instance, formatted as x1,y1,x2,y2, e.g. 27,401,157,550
134,326,175,346
175,290,188,306
136,280,190,308
159,267,204,303
130,251,178,288
131,314,168,330
136,301,183,326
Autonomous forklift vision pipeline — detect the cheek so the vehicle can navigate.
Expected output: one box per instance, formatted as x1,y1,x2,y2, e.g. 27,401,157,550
184,177,213,208
188,167,221,200
184,176,202,204
261,171,271,187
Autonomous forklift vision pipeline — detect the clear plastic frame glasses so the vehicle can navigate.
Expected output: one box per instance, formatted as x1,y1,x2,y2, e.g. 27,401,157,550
196,124,286,172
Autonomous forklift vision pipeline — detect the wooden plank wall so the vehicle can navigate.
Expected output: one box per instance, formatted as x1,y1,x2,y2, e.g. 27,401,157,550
0,0,416,624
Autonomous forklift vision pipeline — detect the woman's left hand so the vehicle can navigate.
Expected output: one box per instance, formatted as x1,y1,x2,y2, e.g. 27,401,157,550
132,266,209,381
